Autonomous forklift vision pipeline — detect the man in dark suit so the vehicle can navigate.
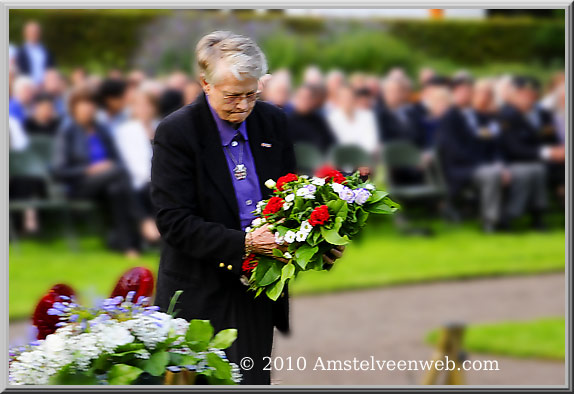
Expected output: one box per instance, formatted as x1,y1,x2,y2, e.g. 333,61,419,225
151,31,344,385
436,77,508,232
16,21,55,85
498,76,564,229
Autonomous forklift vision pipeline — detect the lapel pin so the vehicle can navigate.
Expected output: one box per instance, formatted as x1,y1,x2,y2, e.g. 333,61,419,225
261,142,272,148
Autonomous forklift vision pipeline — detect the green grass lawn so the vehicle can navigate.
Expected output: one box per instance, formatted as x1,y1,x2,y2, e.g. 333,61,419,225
9,221,565,320
426,317,565,360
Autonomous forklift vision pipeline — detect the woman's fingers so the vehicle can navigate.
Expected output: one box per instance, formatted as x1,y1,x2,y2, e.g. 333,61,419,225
330,247,343,259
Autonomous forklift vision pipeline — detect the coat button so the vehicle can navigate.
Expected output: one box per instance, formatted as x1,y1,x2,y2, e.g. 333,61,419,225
227,265,233,270
219,263,225,268
281,292,285,298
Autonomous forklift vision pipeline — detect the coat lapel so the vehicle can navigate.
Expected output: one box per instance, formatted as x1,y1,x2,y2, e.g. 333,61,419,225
246,104,284,200
196,94,241,226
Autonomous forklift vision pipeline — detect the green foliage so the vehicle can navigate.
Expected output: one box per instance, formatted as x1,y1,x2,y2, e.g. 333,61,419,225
9,9,165,73
426,317,565,360
107,364,144,385
210,329,238,350
386,18,565,66
185,319,214,352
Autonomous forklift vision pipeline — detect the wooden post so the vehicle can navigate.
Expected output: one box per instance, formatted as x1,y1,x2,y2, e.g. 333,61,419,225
422,322,466,385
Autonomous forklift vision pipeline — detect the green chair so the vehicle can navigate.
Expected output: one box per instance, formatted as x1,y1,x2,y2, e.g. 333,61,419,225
329,144,372,175
382,141,447,203
294,143,324,175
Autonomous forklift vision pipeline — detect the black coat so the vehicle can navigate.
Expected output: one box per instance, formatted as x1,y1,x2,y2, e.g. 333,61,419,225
16,44,55,76
436,107,484,197
499,104,558,163
151,93,296,384
377,106,418,143
286,110,336,154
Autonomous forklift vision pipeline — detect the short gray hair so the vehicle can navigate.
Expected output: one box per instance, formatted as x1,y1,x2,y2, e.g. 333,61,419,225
195,31,268,84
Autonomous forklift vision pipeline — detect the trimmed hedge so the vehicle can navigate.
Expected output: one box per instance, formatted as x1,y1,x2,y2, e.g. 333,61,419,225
9,10,565,75
9,10,167,73
386,17,565,66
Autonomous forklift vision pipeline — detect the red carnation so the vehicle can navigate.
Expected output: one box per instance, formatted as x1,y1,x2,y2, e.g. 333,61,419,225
315,165,346,184
263,196,284,215
242,253,258,273
309,205,330,226
276,173,299,191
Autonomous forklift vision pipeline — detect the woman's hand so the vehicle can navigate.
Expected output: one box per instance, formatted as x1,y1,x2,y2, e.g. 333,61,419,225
247,224,288,261
323,245,345,266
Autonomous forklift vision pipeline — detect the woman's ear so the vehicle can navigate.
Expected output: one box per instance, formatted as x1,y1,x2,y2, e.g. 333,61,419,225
199,76,210,95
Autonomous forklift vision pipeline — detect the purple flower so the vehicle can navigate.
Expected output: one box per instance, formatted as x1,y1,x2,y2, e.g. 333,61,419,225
338,186,356,203
353,188,371,205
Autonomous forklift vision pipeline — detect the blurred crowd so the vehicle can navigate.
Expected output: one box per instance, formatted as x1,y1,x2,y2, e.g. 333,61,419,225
9,21,566,256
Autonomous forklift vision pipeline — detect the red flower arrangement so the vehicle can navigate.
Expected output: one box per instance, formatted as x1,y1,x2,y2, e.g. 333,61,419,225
315,165,346,184
276,173,298,191
33,284,76,340
309,205,330,226
242,253,258,273
263,196,284,215
110,267,155,302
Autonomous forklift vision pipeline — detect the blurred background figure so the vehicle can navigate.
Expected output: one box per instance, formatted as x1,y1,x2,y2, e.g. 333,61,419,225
302,65,324,86
262,69,293,113
23,93,61,137
52,87,145,258
326,83,380,155
16,21,55,85
115,90,161,245
42,69,67,117
96,78,130,136
183,79,202,104
325,69,345,113
287,84,336,154
9,76,37,122
498,76,564,230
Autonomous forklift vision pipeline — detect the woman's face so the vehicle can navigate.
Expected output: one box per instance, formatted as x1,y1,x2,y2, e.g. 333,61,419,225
73,100,96,125
202,69,258,124
131,92,156,122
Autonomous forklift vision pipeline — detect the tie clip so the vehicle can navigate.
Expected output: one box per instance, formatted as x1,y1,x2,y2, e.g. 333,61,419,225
261,142,272,148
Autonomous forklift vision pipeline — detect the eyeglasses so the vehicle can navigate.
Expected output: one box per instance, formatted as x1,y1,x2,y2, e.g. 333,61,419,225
213,86,259,105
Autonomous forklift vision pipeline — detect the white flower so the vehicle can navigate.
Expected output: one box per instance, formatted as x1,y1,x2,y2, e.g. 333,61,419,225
284,230,296,243
256,201,265,214
365,183,376,190
251,217,263,227
311,177,325,186
331,183,344,193
296,188,309,197
285,193,295,202
300,220,313,233
275,232,285,245
245,227,252,233
283,202,293,210
301,175,309,179
295,231,308,242
284,252,293,259
265,179,276,189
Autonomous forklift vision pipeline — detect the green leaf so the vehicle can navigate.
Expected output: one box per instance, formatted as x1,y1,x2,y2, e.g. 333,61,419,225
186,319,214,352
167,290,184,316
272,248,284,258
368,190,389,204
320,226,350,245
327,199,345,215
281,263,295,281
107,364,144,385
205,353,233,381
365,196,400,214
294,244,318,270
49,364,99,385
142,350,170,376
356,207,369,226
210,329,238,350
258,261,282,286
265,279,286,301
336,201,349,221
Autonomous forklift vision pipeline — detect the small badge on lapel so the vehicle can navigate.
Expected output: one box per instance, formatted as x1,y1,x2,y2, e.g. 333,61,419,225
261,142,272,148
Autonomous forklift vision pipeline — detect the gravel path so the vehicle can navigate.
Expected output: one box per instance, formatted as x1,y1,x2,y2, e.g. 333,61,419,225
271,273,565,385
10,273,565,386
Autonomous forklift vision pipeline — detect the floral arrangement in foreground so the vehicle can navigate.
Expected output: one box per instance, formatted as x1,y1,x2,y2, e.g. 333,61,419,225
243,166,399,300
9,269,241,386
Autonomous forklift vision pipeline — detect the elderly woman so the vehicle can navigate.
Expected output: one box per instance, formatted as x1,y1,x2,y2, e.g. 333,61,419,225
151,31,344,385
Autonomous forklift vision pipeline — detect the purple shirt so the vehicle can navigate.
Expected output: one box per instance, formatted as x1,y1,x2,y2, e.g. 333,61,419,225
207,96,262,230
